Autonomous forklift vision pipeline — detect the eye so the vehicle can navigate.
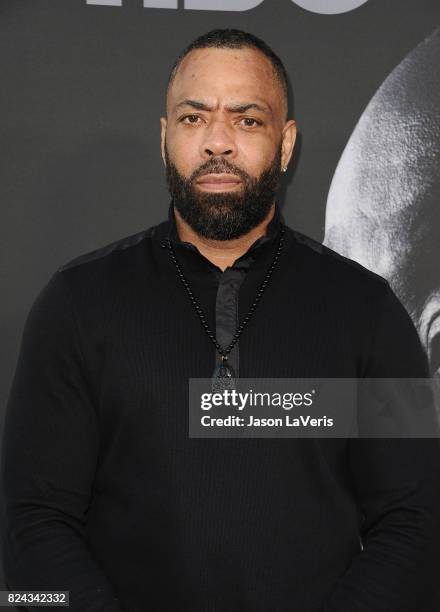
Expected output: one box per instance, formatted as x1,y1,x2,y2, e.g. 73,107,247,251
181,114,202,125
240,117,262,128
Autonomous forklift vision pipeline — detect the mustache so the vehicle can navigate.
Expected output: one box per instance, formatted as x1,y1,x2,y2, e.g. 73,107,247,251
190,158,250,183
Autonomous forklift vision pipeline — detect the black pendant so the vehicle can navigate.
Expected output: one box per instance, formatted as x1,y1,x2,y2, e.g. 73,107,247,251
211,357,236,393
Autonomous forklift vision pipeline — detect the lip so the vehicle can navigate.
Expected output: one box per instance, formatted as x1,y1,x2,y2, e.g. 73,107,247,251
196,173,243,190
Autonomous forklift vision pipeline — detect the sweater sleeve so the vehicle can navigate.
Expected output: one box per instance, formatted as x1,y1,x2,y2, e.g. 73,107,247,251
321,281,440,612
0,271,124,612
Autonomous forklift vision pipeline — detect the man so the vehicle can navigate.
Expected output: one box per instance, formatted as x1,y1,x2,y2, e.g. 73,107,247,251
324,28,440,390
2,28,440,612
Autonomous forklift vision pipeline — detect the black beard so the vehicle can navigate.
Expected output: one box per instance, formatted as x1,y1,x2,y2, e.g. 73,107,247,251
164,146,282,240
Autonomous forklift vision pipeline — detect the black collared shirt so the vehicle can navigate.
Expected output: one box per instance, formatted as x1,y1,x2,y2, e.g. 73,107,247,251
162,200,284,378
2,203,440,612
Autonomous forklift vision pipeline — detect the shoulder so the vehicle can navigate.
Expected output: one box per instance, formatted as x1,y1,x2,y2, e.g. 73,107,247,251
287,225,389,295
52,219,168,302
289,226,387,283
284,225,394,333
284,227,426,375
58,223,164,274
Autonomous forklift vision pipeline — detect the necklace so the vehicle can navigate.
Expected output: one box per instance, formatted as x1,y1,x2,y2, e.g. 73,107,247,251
162,225,286,391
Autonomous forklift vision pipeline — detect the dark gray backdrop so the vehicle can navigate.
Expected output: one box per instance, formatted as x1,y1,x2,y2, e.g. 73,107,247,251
1,0,439,590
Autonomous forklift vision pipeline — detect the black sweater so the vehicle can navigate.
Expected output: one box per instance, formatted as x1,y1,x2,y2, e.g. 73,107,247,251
2,201,440,612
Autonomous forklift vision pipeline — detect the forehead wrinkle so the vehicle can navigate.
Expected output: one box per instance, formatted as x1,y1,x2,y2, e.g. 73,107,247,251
173,98,272,116
167,48,285,119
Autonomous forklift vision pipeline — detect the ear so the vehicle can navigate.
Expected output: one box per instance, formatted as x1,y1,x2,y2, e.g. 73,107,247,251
160,116,167,166
280,119,297,171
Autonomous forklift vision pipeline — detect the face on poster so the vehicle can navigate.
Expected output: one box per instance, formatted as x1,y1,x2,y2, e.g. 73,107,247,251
324,28,440,381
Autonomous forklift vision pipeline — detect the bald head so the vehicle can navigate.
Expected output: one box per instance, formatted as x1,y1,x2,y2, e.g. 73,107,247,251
324,28,440,372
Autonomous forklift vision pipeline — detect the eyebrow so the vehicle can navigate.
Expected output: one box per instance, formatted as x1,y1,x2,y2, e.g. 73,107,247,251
174,99,270,115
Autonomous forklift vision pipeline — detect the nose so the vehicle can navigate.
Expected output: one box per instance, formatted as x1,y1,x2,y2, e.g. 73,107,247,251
199,119,237,159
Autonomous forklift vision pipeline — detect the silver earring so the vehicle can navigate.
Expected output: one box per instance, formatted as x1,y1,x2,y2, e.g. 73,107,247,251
282,166,287,173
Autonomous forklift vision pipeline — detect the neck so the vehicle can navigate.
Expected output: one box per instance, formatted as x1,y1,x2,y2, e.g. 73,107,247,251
174,203,277,272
